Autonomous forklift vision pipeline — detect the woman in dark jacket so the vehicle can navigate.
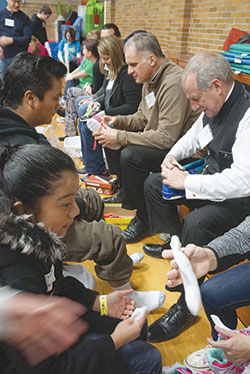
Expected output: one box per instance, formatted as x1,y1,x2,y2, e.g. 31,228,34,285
79,35,142,176
0,144,162,374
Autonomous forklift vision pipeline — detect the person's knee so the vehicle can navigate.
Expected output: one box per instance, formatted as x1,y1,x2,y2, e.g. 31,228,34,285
144,173,162,200
81,122,92,138
200,278,218,307
120,146,138,167
181,211,217,246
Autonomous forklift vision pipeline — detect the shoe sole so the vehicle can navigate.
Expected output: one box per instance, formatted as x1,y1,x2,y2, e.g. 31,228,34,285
147,316,198,343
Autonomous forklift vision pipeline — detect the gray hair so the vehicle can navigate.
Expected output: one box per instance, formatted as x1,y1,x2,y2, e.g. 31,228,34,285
182,52,233,90
124,32,164,60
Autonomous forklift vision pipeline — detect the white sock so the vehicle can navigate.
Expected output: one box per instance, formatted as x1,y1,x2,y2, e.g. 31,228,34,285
112,281,166,312
130,252,144,265
130,290,165,311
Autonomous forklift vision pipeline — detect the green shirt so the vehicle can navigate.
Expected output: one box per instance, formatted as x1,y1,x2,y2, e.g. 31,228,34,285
79,58,93,88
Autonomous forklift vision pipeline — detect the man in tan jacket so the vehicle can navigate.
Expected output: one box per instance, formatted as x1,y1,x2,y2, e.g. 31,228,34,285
95,32,200,243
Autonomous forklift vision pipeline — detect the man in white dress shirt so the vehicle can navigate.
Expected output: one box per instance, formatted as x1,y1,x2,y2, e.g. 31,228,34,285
144,52,250,343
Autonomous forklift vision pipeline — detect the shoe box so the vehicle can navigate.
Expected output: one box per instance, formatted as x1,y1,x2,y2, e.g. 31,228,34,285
84,174,117,195
104,205,136,230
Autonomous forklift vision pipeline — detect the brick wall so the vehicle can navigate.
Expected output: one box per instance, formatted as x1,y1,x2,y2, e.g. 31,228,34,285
20,0,249,58
106,0,250,58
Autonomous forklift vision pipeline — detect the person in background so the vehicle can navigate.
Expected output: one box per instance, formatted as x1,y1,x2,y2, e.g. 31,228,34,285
87,29,101,40
57,31,103,117
122,29,147,44
28,35,48,56
79,35,142,177
58,26,81,73
101,23,121,38
95,32,199,241
63,38,101,138
0,0,31,77
30,5,52,45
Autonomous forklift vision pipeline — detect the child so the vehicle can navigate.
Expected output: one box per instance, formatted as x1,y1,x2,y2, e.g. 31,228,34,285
28,35,49,56
0,144,162,374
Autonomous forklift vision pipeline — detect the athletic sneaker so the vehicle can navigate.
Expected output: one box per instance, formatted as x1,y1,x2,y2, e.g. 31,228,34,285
184,346,212,370
207,345,249,374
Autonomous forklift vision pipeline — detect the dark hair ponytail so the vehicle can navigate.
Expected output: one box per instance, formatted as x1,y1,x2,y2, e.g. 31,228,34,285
0,144,19,173
0,77,5,106
0,144,77,213
0,145,19,218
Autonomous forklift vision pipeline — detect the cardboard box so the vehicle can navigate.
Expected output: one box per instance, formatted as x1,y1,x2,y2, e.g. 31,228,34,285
84,174,117,195
104,206,136,230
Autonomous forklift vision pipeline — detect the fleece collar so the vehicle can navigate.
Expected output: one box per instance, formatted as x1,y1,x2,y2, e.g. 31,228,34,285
0,214,65,263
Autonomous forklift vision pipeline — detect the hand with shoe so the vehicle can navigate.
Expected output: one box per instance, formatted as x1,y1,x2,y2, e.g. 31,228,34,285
102,115,117,127
207,326,250,363
147,243,214,343
163,244,218,288
94,121,121,150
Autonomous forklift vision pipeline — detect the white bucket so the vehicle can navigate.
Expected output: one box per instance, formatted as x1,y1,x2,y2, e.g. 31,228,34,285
64,136,82,159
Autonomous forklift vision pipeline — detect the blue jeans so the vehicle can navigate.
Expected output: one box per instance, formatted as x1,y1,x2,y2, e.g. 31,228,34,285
2,324,162,374
79,120,106,174
84,332,162,374
0,57,12,77
201,261,250,339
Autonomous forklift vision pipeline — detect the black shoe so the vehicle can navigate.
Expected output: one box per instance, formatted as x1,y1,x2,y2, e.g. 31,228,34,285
122,215,150,243
58,135,68,141
103,190,122,204
147,303,198,343
143,241,171,259
57,108,65,117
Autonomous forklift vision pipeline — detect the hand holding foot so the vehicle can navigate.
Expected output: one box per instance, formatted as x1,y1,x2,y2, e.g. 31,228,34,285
106,290,136,319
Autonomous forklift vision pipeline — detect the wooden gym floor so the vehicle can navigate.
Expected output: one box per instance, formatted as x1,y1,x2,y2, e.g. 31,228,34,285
49,113,243,367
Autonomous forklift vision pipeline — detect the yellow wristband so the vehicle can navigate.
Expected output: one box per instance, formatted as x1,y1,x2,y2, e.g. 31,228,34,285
100,295,108,316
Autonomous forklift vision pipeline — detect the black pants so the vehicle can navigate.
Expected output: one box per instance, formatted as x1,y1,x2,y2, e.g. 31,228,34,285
145,172,250,244
144,172,250,311
105,145,168,221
